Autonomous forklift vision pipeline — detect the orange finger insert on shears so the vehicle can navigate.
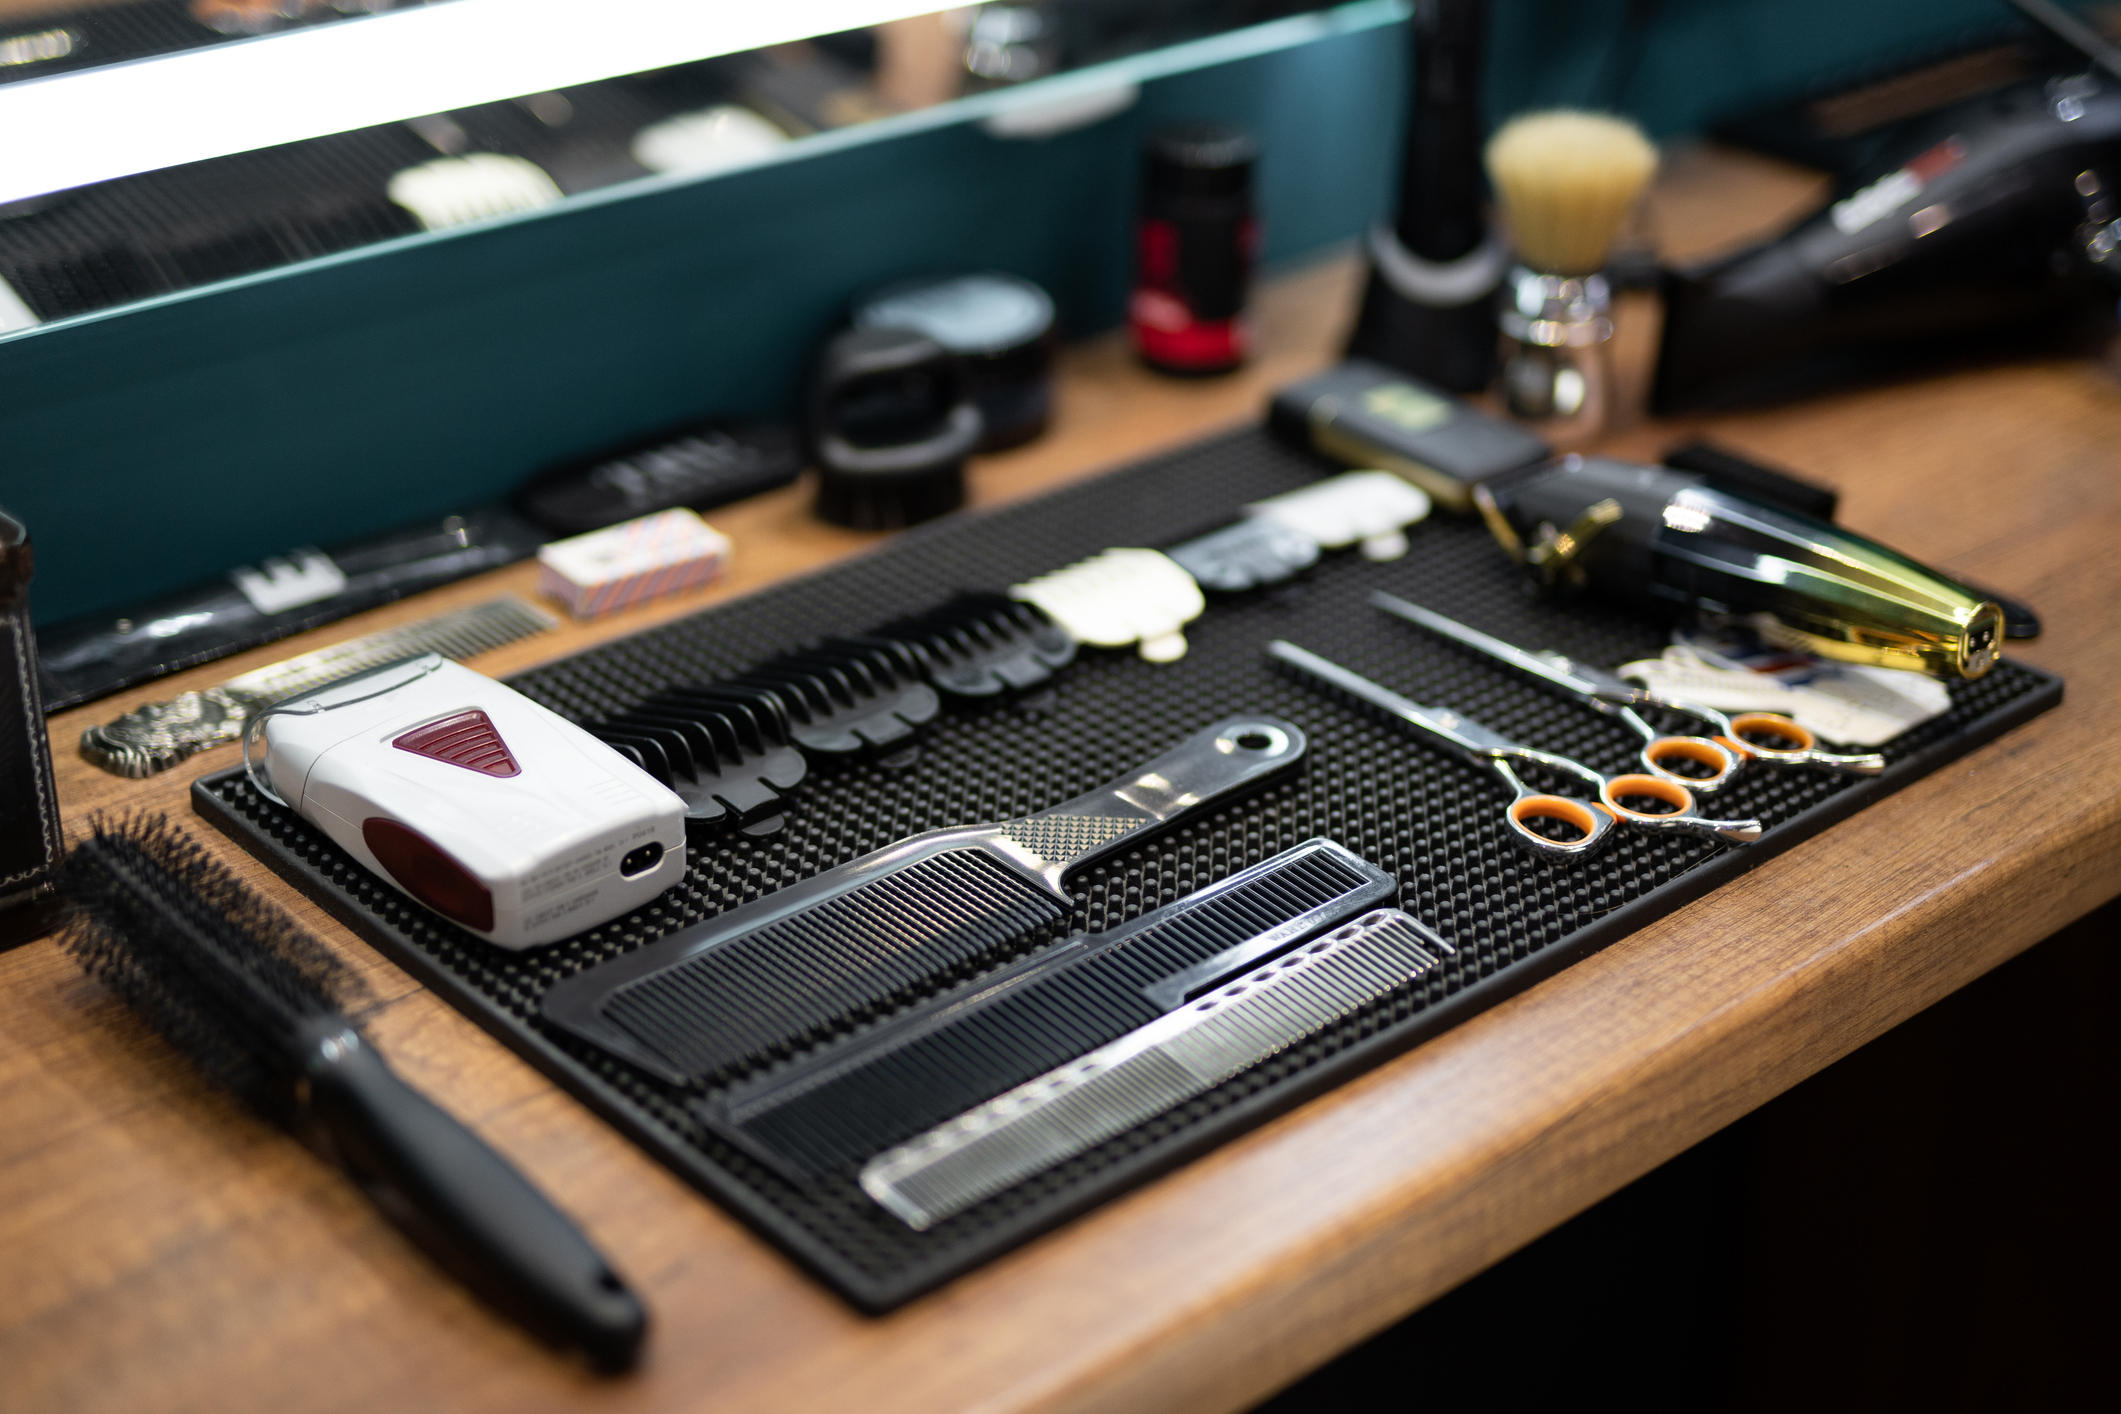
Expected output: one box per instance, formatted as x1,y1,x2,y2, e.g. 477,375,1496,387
1267,641,1762,862
1370,593,1885,791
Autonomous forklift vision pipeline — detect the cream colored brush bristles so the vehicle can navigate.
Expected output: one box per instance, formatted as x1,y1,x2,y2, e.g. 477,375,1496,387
1486,111,1658,276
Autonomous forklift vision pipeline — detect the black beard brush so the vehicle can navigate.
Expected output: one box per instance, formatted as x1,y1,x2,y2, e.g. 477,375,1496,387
57,814,647,1372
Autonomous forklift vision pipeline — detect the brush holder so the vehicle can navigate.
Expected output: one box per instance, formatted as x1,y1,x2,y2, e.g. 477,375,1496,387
1498,266,1614,447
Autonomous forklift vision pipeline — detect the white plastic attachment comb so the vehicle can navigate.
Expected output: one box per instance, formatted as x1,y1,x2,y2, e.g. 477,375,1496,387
1011,548,1204,663
387,153,562,231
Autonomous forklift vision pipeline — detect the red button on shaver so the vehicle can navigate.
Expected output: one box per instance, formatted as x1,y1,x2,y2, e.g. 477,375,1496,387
362,817,495,932
393,709,520,777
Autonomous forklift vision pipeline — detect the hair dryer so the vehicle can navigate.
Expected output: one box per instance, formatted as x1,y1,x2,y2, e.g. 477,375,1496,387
1653,69,2121,411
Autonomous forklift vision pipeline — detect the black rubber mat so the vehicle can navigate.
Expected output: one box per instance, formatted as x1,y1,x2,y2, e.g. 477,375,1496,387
192,425,2062,1310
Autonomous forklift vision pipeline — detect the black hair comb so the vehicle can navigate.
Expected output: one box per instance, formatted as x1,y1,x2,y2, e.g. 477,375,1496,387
542,717,1309,1086
707,838,1394,1179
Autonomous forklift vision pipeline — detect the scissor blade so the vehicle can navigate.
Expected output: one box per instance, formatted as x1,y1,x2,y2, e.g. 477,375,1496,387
1370,592,1617,698
1266,640,1516,757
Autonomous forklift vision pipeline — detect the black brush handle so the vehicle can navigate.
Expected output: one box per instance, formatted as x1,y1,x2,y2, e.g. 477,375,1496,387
298,1022,646,1371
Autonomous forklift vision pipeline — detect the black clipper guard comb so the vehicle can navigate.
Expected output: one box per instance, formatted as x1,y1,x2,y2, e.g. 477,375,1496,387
584,684,808,836
540,716,1308,1085
725,638,941,756
866,592,1078,698
703,838,1394,1179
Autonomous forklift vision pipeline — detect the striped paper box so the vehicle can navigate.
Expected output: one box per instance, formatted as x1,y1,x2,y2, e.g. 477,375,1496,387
535,509,731,620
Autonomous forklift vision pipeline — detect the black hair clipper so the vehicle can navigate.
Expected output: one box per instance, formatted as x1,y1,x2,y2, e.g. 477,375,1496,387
1269,359,1551,513
1474,456,2005,679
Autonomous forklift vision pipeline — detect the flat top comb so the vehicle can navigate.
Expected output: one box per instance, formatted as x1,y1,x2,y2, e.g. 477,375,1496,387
861,907,1455,1231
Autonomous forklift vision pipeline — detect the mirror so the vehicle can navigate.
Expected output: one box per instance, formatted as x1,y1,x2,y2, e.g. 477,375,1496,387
0,0,1341,328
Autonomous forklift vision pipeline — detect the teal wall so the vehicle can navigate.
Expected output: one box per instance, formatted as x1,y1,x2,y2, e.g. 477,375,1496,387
0,0,2071,625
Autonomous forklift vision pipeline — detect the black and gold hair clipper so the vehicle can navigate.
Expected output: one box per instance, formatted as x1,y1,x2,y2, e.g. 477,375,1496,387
1474,456,2005,679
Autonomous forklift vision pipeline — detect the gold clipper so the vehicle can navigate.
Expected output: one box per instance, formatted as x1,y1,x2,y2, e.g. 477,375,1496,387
1475,456,2003,680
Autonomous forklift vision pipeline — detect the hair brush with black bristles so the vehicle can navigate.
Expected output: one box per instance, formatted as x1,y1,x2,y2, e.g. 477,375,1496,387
57,814,647,1371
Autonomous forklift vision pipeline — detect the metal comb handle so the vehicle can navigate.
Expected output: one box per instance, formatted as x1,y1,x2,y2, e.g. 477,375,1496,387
1001,717,1305,880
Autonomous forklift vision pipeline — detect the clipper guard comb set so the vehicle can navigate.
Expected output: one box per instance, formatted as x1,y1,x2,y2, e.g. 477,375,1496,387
575,593,1076,836
193,426,2060,1309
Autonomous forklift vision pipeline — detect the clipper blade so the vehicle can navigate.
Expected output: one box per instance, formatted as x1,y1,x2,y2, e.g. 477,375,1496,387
80,597,557,779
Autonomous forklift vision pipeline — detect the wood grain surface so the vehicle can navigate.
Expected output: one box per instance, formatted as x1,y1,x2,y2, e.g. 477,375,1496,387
5,144,2117,1414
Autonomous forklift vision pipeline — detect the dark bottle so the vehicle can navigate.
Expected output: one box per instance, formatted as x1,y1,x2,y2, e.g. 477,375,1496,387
0,506,63,913
1131,124,1257,376
1345,0,1501,393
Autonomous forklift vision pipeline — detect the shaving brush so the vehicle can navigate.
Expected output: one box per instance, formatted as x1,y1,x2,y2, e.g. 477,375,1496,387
1485,111,1658,443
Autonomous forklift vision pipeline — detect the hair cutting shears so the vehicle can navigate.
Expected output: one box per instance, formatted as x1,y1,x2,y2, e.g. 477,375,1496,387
1369,593,1886,791
1267,640,1763,860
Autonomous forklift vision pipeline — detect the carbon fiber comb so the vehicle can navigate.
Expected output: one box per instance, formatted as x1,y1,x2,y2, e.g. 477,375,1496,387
541,716,1308,1084
705,838,1394,1178
863,907,1454,1230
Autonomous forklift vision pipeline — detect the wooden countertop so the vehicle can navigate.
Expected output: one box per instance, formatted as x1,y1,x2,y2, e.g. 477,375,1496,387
6,145,2119,1414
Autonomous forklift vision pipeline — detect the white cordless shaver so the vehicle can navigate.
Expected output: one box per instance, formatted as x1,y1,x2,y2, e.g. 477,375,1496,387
247,655,687,949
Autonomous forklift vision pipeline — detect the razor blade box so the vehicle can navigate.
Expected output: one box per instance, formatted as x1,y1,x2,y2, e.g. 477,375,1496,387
252,656,686,949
